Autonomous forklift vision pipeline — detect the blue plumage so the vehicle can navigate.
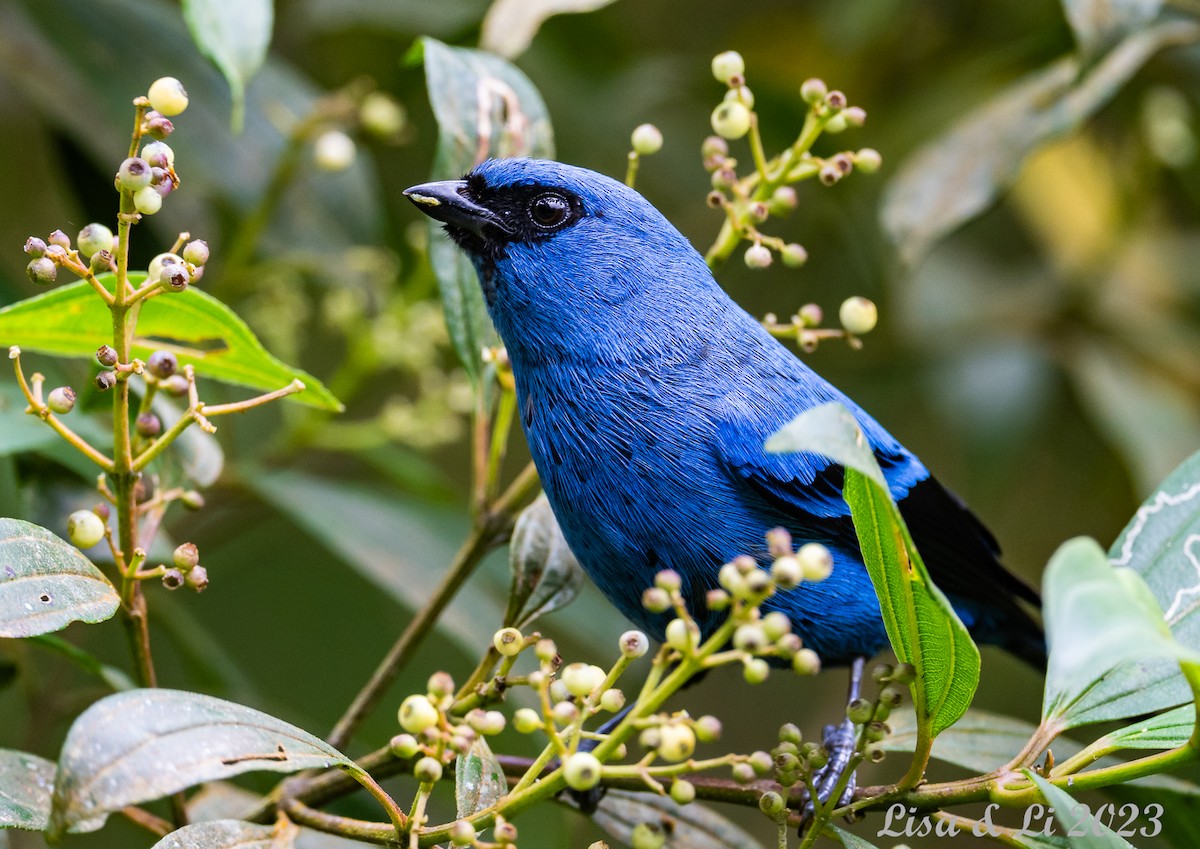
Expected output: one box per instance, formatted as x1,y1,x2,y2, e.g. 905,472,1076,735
406,158,1043,667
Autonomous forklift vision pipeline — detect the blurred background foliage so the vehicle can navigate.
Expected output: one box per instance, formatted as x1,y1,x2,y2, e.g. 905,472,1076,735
0,0,1197,846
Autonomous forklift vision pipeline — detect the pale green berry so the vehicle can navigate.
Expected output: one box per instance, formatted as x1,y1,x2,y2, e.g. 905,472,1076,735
781,243,809,268
492,626,523,656
844,106,867,127
551,699,578,726
389,733,420,758
710,50,745,84
561,662,606,698
744,243,772,269
631,822,666,849
793,648,821,675
654,568,681,592
599,688,625,713
694,715,722,742
731,762,756,783
67,510,105,549
724,85,754,109
182,239,210,267
665,618,697,653
148,77,189,116
562,751,602,791
76,223,114,258
718,561,745,594
706,588,730,610
797,542,833,581
47,387,76,414
620,630,649,658
865,742,886,763
142,141,175,169
768,186,798,215
711,101,752,140
535,638,558,663
398,694,439,733
743,657,770,684
771,555,802,589
162,568,185,590
847,698,874,724
479,710,506,735
314,130,356,172
134,185,163,215
630,123,663,156
762,611,791,641
413,756,443,783
448,819,476,845
759,790,785,816
839,296,878,335
642,586,671,613
823,113,848,134
186,565,208,592
494,819,518,845
26,257,56,285
657,723,696,761
512,708,542,734
733,623,767,653
800,78,827,103
360,92,407,137
854,147,883,173
670,779,696,805
173,542,199,570
117,157,153,191
819,164,842,186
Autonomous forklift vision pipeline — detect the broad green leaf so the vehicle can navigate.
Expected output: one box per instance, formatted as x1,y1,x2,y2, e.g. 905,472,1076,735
151,819,287,849
591,789,766,849
0,749,55,831
0,275,341,411
481,0,619,59
505,495,584,629
0,517,119,638
770,403,980,741
1099,703,1195,751
49,689,353,836
826,824,882,848
881,20,1200,265
1063,0,1162,55
1025,771,1137,848
182,0,273,133
455,736,505,819
186,784,367,848
420,37,554,382
1042,537,1200,729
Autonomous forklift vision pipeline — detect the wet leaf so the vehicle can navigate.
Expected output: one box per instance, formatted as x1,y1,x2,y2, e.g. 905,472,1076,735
0,749,55,831
481,0,619,59
882,20,1200,265
0,517,119,638
1100,703,1194,751
1025,771,1137,848
151,819,290,849
1063,0,1162,55
591,789,766,849
826,825,882,848
0,275,341,411
49,689,352,835
505,495,584,629
182,0,273,132
455,736,505,819
420,37,554,382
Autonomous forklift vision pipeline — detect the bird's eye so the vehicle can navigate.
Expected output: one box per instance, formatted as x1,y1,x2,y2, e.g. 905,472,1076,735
529,193,570,230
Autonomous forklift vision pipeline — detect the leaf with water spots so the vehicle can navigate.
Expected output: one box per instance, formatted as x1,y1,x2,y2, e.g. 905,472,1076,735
0,749,55,830
455,736,505,819
0,517,119,638
150,819,291,849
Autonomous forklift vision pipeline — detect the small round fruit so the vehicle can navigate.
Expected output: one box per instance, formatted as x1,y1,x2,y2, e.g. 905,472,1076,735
620,630,649,658
182,239,210,267
146,350,178,379
670,779,696,805
67,510,105,548
185,565,209,592
743,657,770,684
711,51,745,84
657,723,696,761
162,568,185,589
771,555,802,589
161,266,190,292
144,110,174,140
797,542,833,581
854,147,883,173
133,186,163,215
512,708,542,734
26,257,57,286
793,648,821,676
561,662,606,698
631,822,666,849
173,542,200,570
599,688,625,713
24,237,46,257
781,243,808,268
96,345,118,367
711,101,752,140
743,243,772,269
389,733,421,758
630,123,663,156
492,627,523,656
147,77,189,116
136,412,162,438
398,694,440,734
76,223,114,258
142,141,175,169
360,92,407,137
694,715,722,742
47,387,76,414
314,130,356,172
94,371,117,391
839,296,878,335
800,78,828,103
413,756,443,783
562,751,602,791
117,157,153,191
448,819,476,845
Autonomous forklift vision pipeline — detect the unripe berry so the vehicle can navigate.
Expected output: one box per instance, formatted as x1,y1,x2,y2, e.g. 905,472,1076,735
630,123,663,156
146,350,178,379
799,303,823,327
182,239,210,267
185,565,208,592
775,633,802,655
47,387,76,414
657,723,696,761
743,243,772,269
823,113,848,134
142,141,175,169
90,250,115,275
631,822,665,849
398,694,440,733
825,90,847,111
550,699,578,726
534,638,559,664
710,166,737,191
705,588,730,610
448,819,476,845
133,186,163,215
762,611,791,641
694,715,722,742
818,164,842,186
132,412,160,438
844,106,867,127
731,762,756,784
620,630,649,658
847,697,874,724
161,265,190,292
96,345,118,367
360,92,407,137
117,157,153,191
743,657,770,684
759,790,785,816
181,490,205,510
800,78,827,103
771,555,802,589
562,751,602,791
161,374,189,396
768,186,798,215
711,101,752,140
781,243,809,268
427,670,455,697
665,618,697,653
76,224,114,258
792,648,821,676
478,710,506,735
641,586,671,613
161,568,185,590
173,542,200,570
413,756,443,784
47,230,70,250
390,733,421,758
599,688,625,713
143,110,174,140
314,130,356,172
779,723,802,745
24,236,46,257
865,742,886,763
748,201,769,223
854,147,883,173
865,721,889,743
733,623,768,653
493,627,523,656
711,51,745,84
724,86,755,110
95,371,117,391
147,77,189,116
493,818,517,843
881,685,905,708
893,663,917,684
832,153,854,175
26,257,57,285
701,135,729,161
561,662,606,698
512,708,542,734
839,296,878,335
67,510,105,548
797,542,833,581
148,253,182,283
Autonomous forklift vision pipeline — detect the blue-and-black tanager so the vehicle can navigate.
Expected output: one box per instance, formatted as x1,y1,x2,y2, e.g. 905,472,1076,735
405,158,1044,672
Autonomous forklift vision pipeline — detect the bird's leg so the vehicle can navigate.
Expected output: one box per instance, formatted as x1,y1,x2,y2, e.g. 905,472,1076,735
802,656,866,822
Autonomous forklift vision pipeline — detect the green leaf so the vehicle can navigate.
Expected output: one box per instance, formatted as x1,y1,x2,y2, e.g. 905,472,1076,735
505,495,585,629
1024,770,1137,848
1062,0,1162,55
826,824,882,848
0,517,119,638
0,749,55,831
49,688,353,836
0,275,341,411
455,736,505,819
420,37,554,382
150,819,285,849
1099,703,1195,751
480,0,619,59
881,20,1200,266
882,708,1047,774
182,0,273,133
769,403,980,741
1041,537,1200,729
591,789,766,849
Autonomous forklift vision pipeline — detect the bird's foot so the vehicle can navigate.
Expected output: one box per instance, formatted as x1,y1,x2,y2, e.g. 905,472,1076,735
799,717,858,822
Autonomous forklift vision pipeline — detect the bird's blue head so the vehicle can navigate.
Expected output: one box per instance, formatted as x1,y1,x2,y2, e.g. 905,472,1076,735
405,158,725,364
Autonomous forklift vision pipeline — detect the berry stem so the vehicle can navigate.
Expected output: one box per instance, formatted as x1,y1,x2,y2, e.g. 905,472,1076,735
9,349,115,471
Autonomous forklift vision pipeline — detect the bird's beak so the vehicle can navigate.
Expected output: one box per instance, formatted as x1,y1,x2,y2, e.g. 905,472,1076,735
403,179,511,237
